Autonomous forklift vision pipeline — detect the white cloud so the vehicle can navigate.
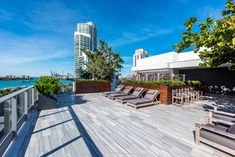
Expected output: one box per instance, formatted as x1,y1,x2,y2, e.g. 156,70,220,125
24,1,85,34
122,64,132,68
110,27,173,47
0,30,73,76
197,6,222,20
0,9,13,21
0,31,72,65
0,1,86,76
122,56,133,62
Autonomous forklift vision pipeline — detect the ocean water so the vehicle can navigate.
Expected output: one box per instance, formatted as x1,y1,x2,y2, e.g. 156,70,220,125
0,77,73,90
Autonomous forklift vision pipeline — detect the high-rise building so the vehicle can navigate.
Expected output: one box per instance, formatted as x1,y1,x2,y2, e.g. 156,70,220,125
74,22,97,78
133,48,149,67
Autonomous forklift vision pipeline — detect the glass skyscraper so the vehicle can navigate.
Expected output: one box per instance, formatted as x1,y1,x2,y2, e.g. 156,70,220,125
74,22,97,78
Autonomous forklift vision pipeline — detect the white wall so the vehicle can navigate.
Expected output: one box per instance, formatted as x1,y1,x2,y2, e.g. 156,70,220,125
132,51,201,71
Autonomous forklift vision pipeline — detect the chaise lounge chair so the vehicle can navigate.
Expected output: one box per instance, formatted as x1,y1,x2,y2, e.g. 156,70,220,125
195,110,235,156
102,85,125,97
107,86,133,100
126,89,160,109
115,87,144,104
195,123,235,156
207,109,235,126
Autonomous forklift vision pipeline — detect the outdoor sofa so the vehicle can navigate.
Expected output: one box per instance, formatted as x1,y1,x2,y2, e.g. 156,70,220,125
102,85,125,97
107,86,133,100
126,89,160,109
195,109,235,155
115,87,144,104
207,109,235,125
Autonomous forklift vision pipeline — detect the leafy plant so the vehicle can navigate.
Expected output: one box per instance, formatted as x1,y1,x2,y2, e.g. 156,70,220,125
34,76,61,96
82,40,124,81
75,68,92,79
122,79,186,86
0,87,24,97
76,79,109,83
173,0,235,69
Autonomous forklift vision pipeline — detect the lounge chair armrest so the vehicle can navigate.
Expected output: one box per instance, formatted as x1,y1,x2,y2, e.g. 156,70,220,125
201,125,235,140
195,123,202,144
195,123,202,128
205,111,213,124
212,118,235,126
213,110,235,117
213,105,218,111
204,104,218,111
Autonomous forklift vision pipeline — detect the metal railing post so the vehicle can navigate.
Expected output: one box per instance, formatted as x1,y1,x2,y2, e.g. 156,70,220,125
24,91,28,115
11,97,17,132
73,82,76,93
36,89,38,101
32,88,35,106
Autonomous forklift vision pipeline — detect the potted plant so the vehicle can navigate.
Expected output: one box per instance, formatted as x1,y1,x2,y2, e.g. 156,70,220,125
34,76,61,110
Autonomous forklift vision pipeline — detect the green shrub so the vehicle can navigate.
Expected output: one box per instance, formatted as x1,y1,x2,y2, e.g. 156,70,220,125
0,87,23,97
121,79,185,86
34,76,61,96
76,79,109,83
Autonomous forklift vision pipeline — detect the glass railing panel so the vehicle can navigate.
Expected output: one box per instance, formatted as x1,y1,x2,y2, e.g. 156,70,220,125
16,93,25,121
0,99,12,143
34,89,38,102
28,89,32,108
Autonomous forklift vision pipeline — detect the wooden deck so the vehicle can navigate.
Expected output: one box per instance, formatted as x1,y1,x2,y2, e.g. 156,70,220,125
24,93,232,157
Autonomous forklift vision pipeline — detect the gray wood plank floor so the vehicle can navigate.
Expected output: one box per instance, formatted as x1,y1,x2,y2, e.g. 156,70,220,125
24,93,232,157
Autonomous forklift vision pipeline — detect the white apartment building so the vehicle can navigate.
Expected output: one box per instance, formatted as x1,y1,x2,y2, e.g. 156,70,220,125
132,50,235,91
74,22,97,78
132,51,200,74
133,48,149,67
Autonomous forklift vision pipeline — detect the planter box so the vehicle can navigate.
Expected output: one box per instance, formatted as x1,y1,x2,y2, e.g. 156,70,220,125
38,94,57,110
75,81,111,94
122,83,190,105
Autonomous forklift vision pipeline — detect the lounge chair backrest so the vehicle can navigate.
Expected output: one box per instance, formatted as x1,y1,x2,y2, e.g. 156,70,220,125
115,85,124,92
144,89,160,101
227,124,235,134
132,87,144,97
122,86,133,94
213,112,235,122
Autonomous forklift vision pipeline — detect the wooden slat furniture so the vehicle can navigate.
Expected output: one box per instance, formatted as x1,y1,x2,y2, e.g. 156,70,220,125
172,89,184,106
206,108,235,125
195,123,235,156
195,110,235,156
126,90,161,109
172,88,200,106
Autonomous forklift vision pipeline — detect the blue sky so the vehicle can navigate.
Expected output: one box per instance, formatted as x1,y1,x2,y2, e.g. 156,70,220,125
0,0,227,76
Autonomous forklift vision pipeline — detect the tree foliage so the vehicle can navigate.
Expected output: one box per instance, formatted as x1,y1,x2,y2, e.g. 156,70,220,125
34,76,61,96
75,68,92,79
173,0,235,69
82,40,124,81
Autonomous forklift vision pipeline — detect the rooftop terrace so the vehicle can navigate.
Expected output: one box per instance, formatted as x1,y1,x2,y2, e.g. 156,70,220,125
10,93,232,157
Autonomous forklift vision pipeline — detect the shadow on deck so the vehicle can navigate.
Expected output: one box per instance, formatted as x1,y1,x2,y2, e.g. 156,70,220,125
21,93,103,157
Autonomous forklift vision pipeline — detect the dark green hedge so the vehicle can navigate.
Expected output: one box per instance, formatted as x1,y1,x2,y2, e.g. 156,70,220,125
0,87,23,97
122,80,185,86
76,79,110,83
122,79,201,87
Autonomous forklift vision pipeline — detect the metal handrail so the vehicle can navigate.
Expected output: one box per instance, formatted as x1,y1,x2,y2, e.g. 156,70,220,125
0,86,34,103
0,85,38,156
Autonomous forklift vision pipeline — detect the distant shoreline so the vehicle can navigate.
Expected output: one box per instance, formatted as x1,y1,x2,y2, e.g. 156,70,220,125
0,78,32,80
0,78,73,90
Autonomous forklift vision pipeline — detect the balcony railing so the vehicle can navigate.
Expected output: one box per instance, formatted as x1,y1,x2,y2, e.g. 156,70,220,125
0,86,38,156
